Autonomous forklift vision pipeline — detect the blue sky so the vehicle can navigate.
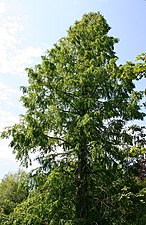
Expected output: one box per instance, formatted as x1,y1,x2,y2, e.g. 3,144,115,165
0,0,146,179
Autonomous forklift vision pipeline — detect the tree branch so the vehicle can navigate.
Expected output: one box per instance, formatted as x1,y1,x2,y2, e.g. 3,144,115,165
46,135,71,146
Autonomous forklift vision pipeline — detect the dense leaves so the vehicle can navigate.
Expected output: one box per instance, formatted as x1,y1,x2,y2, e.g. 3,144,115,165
1,12,146,224
0,170,29,224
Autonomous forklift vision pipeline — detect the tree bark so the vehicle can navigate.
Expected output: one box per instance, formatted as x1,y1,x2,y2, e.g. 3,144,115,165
76,132,89,224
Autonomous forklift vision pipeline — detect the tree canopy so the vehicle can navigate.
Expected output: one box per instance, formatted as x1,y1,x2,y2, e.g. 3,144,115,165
0,170,29,224
1,12,146,225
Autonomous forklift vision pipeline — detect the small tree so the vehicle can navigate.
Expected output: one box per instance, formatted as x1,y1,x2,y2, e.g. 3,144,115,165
1,12,146,224
0,170,29,224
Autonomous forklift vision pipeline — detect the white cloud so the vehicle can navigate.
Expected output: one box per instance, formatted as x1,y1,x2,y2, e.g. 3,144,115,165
0,139,15,159
0,2,6,14
0,109,18,131
0,1,42,178
0,11,42,74
0,138,21,180
0,84,20,131
10,46,42,73
0,81,20,106
0,109,20,176
0,16,22,73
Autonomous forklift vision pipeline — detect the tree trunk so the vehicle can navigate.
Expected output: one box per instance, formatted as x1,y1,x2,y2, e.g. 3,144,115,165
76,133,89,224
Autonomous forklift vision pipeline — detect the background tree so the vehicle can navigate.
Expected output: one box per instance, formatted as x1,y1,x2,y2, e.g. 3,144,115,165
1,12,146,224
0,170,29,224
9,168,75,225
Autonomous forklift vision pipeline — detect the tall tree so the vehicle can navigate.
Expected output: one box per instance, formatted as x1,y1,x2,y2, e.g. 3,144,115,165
1,12,146,224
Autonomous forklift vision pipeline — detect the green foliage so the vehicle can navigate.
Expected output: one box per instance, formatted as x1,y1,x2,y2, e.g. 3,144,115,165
1,12,146,224
9,168,75,225
0,170,29,224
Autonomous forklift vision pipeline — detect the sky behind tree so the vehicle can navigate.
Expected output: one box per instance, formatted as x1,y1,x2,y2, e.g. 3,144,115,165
0,0,146,179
